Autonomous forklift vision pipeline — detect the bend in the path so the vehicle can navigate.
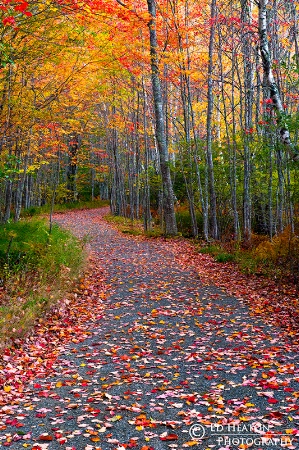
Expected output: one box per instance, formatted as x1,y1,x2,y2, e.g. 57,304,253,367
0,208,298,450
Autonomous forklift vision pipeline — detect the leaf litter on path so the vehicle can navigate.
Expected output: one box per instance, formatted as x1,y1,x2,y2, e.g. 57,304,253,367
0,208,298,449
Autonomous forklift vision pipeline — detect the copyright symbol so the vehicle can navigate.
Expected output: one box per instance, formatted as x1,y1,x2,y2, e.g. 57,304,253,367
189,423,205,439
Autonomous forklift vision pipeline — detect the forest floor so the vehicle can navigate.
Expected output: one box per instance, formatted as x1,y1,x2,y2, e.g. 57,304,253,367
0,207,299,450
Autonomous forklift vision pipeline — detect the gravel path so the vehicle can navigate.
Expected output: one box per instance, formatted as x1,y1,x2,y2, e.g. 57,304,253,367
1,208,299,450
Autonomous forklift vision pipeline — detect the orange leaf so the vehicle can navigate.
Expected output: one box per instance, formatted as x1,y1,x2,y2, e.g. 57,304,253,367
38,434,53,441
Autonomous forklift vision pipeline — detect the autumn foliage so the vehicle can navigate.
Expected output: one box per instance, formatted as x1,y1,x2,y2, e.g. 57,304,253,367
0,0,298,243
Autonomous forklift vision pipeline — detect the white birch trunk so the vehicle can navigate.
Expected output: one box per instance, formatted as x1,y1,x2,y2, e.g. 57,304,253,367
258,0,299,161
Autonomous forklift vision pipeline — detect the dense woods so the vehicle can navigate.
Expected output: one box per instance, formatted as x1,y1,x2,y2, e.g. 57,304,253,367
2,6,299,445
0,0,299,242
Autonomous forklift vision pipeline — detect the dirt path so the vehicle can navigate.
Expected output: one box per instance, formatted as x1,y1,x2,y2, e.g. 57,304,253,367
1,208,299,449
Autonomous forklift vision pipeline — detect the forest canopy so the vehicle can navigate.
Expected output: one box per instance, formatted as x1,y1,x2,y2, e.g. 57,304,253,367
0,0,299,241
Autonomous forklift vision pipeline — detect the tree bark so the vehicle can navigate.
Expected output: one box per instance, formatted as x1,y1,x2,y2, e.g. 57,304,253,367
257,0,299,161
146,0,177,235
206,0,219,240
241,0,254,242
141,77,152,232
66,133,79,201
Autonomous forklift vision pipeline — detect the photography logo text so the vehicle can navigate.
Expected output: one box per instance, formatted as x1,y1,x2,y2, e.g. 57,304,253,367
189,422,296,447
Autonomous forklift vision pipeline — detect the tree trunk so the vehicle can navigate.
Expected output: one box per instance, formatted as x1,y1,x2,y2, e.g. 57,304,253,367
258,0,299,161
141,77,152,232
217,20,240,240
206,0,219,240
110,125,127,217
146,0,177,235
3,179,12,223
240,0,254,242
66,133,79,201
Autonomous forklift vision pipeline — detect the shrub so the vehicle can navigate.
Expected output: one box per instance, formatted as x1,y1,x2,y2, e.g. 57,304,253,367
104,214,144,235
250,227,299,282
253,240,276,260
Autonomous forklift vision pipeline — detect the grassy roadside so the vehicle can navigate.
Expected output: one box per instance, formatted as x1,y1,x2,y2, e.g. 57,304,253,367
0,218,86,347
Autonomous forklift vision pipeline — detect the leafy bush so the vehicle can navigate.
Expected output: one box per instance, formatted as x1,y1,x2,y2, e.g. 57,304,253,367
234,251,260,275
252,227,299,282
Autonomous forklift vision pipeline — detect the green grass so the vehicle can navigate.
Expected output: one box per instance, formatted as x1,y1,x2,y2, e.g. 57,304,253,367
199,244,222,255
198,244,235,263
0,218,85,345
214,252,235,263
233,251,260,274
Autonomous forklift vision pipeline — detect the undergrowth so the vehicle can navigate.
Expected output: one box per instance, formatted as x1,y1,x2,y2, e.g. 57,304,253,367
198,227,299,284
175,209,203,238
199,244,235,263
0,219,85,346
22,199,109,218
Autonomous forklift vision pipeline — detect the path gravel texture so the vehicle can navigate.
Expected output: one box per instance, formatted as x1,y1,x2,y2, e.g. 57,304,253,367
1,208,299,450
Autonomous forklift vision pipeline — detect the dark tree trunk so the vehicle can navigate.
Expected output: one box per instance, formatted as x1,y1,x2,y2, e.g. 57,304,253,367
67,134,79,201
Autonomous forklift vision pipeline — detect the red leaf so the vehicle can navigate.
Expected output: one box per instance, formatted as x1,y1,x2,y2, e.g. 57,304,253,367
186,395,197,403
269,411,283,418
267,398,279,404
2,16,16,26
14,2,28,12
160,433,178,441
